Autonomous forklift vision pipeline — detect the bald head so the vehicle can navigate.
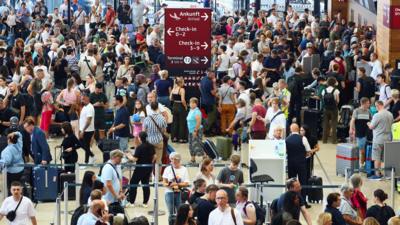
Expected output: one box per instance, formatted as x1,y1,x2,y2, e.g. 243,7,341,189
290,123,299,133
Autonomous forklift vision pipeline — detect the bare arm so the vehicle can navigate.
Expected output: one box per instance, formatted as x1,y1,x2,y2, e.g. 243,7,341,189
243,205,257,225
19,105,26,125
106,180,118,199
31,217,38,225
343,214,362,225
300,206,312,225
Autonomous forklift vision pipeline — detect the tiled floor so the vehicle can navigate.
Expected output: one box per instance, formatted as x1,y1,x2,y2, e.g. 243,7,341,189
1,139,398,225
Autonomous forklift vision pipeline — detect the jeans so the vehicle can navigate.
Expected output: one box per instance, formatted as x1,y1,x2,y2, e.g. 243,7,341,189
80,131,95,163
322,109,338,143
171,102,187,141
158,96,170,108
128,168,152,204
165,192,181,218
117,136,129,151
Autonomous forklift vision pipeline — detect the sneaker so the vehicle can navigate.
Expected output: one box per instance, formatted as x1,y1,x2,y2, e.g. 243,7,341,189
368,175,383,180
88,156,96,164
142,203,148,208
125,203,135,208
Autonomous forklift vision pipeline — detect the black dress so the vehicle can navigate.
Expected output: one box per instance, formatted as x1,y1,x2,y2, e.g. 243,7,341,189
61,134,81,173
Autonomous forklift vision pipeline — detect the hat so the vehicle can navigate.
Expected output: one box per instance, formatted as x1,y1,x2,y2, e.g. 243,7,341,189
306,42,313,48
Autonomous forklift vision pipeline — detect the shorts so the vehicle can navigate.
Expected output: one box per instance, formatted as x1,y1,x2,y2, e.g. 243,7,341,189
356,137,367,151
94,119,105,130
372,143,384,161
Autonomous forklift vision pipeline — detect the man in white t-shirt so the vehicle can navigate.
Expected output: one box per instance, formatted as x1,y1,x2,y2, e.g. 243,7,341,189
145,92,168,118
215,45,230,81
79,92,96,165
376,74,393,109
78,48,97,82
251,54,264,83
131,0,149,27
0,181,37,225
364,53,382,80
208,190,244,225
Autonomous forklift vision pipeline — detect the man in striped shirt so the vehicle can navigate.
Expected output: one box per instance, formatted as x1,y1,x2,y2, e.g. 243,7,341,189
143,102,167,178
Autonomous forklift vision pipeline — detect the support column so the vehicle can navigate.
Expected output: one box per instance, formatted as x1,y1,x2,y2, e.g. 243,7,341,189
327,0,348,21
377,0,400,66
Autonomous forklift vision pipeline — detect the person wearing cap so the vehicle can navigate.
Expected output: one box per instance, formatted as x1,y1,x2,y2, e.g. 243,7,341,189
162,152,190,221
101,149,125,204
79,91,96,165
0,95,16,136
0,131,24,194
90,83,108,141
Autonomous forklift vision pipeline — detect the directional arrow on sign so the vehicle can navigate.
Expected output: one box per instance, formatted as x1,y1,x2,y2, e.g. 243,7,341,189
201,56,208,64
167,28,175,36
169,13,181,21
201,12,208,21
201,42,208,50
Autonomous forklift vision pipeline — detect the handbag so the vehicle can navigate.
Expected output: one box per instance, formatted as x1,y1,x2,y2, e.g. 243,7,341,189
170,165,190,203
6,196,23,221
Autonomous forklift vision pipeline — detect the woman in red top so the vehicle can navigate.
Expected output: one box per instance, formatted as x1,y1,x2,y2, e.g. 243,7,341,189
249,98,267,139
350,174,368,219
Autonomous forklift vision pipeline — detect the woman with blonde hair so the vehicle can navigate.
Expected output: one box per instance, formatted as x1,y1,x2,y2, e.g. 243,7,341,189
317,213,332,225
170,77,187,143
85,74,97,93
388,217,400,225
155,70,172,108
363,217,380,225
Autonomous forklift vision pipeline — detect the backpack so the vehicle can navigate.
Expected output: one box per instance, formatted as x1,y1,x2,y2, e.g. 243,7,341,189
70,205,89,225
243,201,266,225
323,88,337,110
361,76,376,98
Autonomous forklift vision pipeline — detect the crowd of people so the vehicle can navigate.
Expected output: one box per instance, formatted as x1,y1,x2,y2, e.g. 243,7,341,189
0,0,399,225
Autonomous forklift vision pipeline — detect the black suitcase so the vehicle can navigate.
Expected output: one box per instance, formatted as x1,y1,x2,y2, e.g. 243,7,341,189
98,137,120,162
302,109,322,139
307,176,323,203
202,139,219,160
60,173,76,200
337,124,349,142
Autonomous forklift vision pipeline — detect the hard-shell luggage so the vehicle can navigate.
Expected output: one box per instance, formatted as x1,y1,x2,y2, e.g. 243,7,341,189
301,108,322,139
336,143,359,176
365,142,374,177
60,173,76,200
203,139,219,160
33,166,60,202
307,176,323,203
104,109,114,132
215,136,232,160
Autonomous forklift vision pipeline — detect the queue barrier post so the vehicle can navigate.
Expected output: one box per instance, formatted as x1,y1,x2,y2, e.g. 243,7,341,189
390,167,395,208
75,163,80,208
2,165,7,201
56,197,61,225
64,182,69,225
154,163,159,225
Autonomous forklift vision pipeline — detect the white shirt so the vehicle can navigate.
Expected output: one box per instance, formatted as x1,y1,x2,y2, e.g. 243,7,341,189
290,132,311,152
267,15,279,25
379,84,392,108
208,207,244,225
194,172,216,186
115,42,132,57
40,30,49,43
217,53,230,72
265,108,286,139
145,103,166,116
0,196,36,225
233,42,246,56
146,32,159,46
78,55,97,81
162,165,190,193
321,86,340,103
251,60,263,83
0,86,8,96
79,103,95,132
238,90,250,108
368,60,383,80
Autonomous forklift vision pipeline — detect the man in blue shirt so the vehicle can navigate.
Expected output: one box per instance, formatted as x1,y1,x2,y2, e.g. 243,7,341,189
101,150,124,204
108,95,130,151
200,69,217,135
77,199,110,225
325,193,346,225
263,49,282,88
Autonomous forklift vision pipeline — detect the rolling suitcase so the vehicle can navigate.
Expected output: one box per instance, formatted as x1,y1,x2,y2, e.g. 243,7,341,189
33,166,60,202
59,173,76,200
215,136,232,160
365,142,374,177
203,139,220,160
104,109,114,132
307,176,323,203
336,143,359,176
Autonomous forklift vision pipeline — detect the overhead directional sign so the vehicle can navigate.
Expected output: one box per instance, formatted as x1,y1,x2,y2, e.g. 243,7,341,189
165,8,212,69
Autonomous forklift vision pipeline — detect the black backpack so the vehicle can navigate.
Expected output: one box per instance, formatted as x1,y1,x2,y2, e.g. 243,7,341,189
243,201,266,225
323,88,337,110
361,76,376,98
70,205,88,225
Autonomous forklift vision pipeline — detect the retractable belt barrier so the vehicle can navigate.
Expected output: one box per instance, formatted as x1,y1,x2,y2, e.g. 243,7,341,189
1,163,396,225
